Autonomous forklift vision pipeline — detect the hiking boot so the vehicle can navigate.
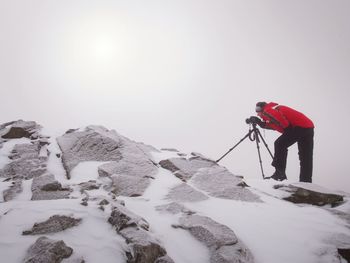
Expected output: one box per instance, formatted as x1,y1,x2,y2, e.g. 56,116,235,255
270,169,287,181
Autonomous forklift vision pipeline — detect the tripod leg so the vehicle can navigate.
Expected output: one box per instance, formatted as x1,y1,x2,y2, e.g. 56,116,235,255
254,129,266,179
256,129,274,159
216,131,252,163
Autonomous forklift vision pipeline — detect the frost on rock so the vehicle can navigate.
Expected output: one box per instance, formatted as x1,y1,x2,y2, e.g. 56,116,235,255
31,174,72,200
191,166,262,202
110,174,151,197
23,215,82,235
23,236,73,263
57,126,123,178
159,156,217,181
57,126,158,198
166,183,209,202
156,202,195,215
175,214,254,263
0,142,47,180
98,154,157,197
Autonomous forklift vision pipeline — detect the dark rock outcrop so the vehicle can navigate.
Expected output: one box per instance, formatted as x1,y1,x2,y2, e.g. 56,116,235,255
121,227,168,263
275,184,344,207
108,203,149,232
1,120,41,139
23,236,73,263
23,215,82,235
338,248,350,262
175,214,254,263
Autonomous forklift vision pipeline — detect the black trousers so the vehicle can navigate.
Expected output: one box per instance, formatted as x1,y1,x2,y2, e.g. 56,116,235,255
272,127,314,182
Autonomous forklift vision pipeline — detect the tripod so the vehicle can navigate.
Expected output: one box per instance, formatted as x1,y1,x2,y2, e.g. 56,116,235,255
216,123,274,179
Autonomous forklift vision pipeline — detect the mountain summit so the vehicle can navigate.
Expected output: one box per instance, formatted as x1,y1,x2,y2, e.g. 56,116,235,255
0,120,349,263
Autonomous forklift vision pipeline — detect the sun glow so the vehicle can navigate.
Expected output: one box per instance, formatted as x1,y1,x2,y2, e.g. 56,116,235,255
59,13,129,83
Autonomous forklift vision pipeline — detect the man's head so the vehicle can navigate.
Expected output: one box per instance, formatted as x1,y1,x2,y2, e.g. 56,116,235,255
255,102,267,113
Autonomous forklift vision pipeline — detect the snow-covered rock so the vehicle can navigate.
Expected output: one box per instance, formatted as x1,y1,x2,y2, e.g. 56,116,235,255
23,236,73,263
175,214,254,263
0,120,350,263
22,215,81,235
31,174,71,200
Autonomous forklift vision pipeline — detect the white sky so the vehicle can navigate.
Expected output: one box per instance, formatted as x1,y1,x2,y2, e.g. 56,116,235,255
0,0,349,192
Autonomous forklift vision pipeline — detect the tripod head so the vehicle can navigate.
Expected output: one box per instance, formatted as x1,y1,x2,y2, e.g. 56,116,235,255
216,116,274,179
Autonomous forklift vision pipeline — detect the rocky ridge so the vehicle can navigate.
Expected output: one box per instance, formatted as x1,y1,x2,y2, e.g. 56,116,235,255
0,120,349,263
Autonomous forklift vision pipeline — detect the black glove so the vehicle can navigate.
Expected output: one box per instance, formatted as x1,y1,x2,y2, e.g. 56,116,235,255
246,116,263,126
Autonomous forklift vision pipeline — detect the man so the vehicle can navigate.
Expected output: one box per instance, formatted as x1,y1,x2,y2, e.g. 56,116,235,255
248,102,314,182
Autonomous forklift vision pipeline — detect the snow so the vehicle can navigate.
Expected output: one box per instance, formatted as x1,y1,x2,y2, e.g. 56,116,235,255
0,199,126,263
0,139,349,263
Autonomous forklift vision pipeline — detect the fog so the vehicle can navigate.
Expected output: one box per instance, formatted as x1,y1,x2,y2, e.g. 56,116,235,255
1,0,349,192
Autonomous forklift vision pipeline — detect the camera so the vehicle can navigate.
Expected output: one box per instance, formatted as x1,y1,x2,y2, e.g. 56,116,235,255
246,116,260,125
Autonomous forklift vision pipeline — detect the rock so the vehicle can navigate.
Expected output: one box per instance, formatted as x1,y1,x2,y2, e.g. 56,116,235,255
98,158,156,179
57,126,123,178
23,215,82,235
98,155,157,197
3,180,22,201
23,236,73,263
156,202,194,215
155,255,175,263
159,157,217,181
0,120,16,131
57,126,157,183
177,215,238,248
108,204,173,263
0,142,47,180
31,174,71,201
338,248,350,262
99,199,109,206
175,214,254,263
121,227,167,263
160,148,179,152
1,120,41,139
191,166,261,202
166,183,209,202
110,174,150,197
2,127,32,139
275,183,344,207
211,244,255,263
108,204,149,232
79,180,101,192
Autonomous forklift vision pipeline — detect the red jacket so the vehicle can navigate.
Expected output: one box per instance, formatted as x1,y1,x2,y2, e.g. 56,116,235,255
259,102,314,133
